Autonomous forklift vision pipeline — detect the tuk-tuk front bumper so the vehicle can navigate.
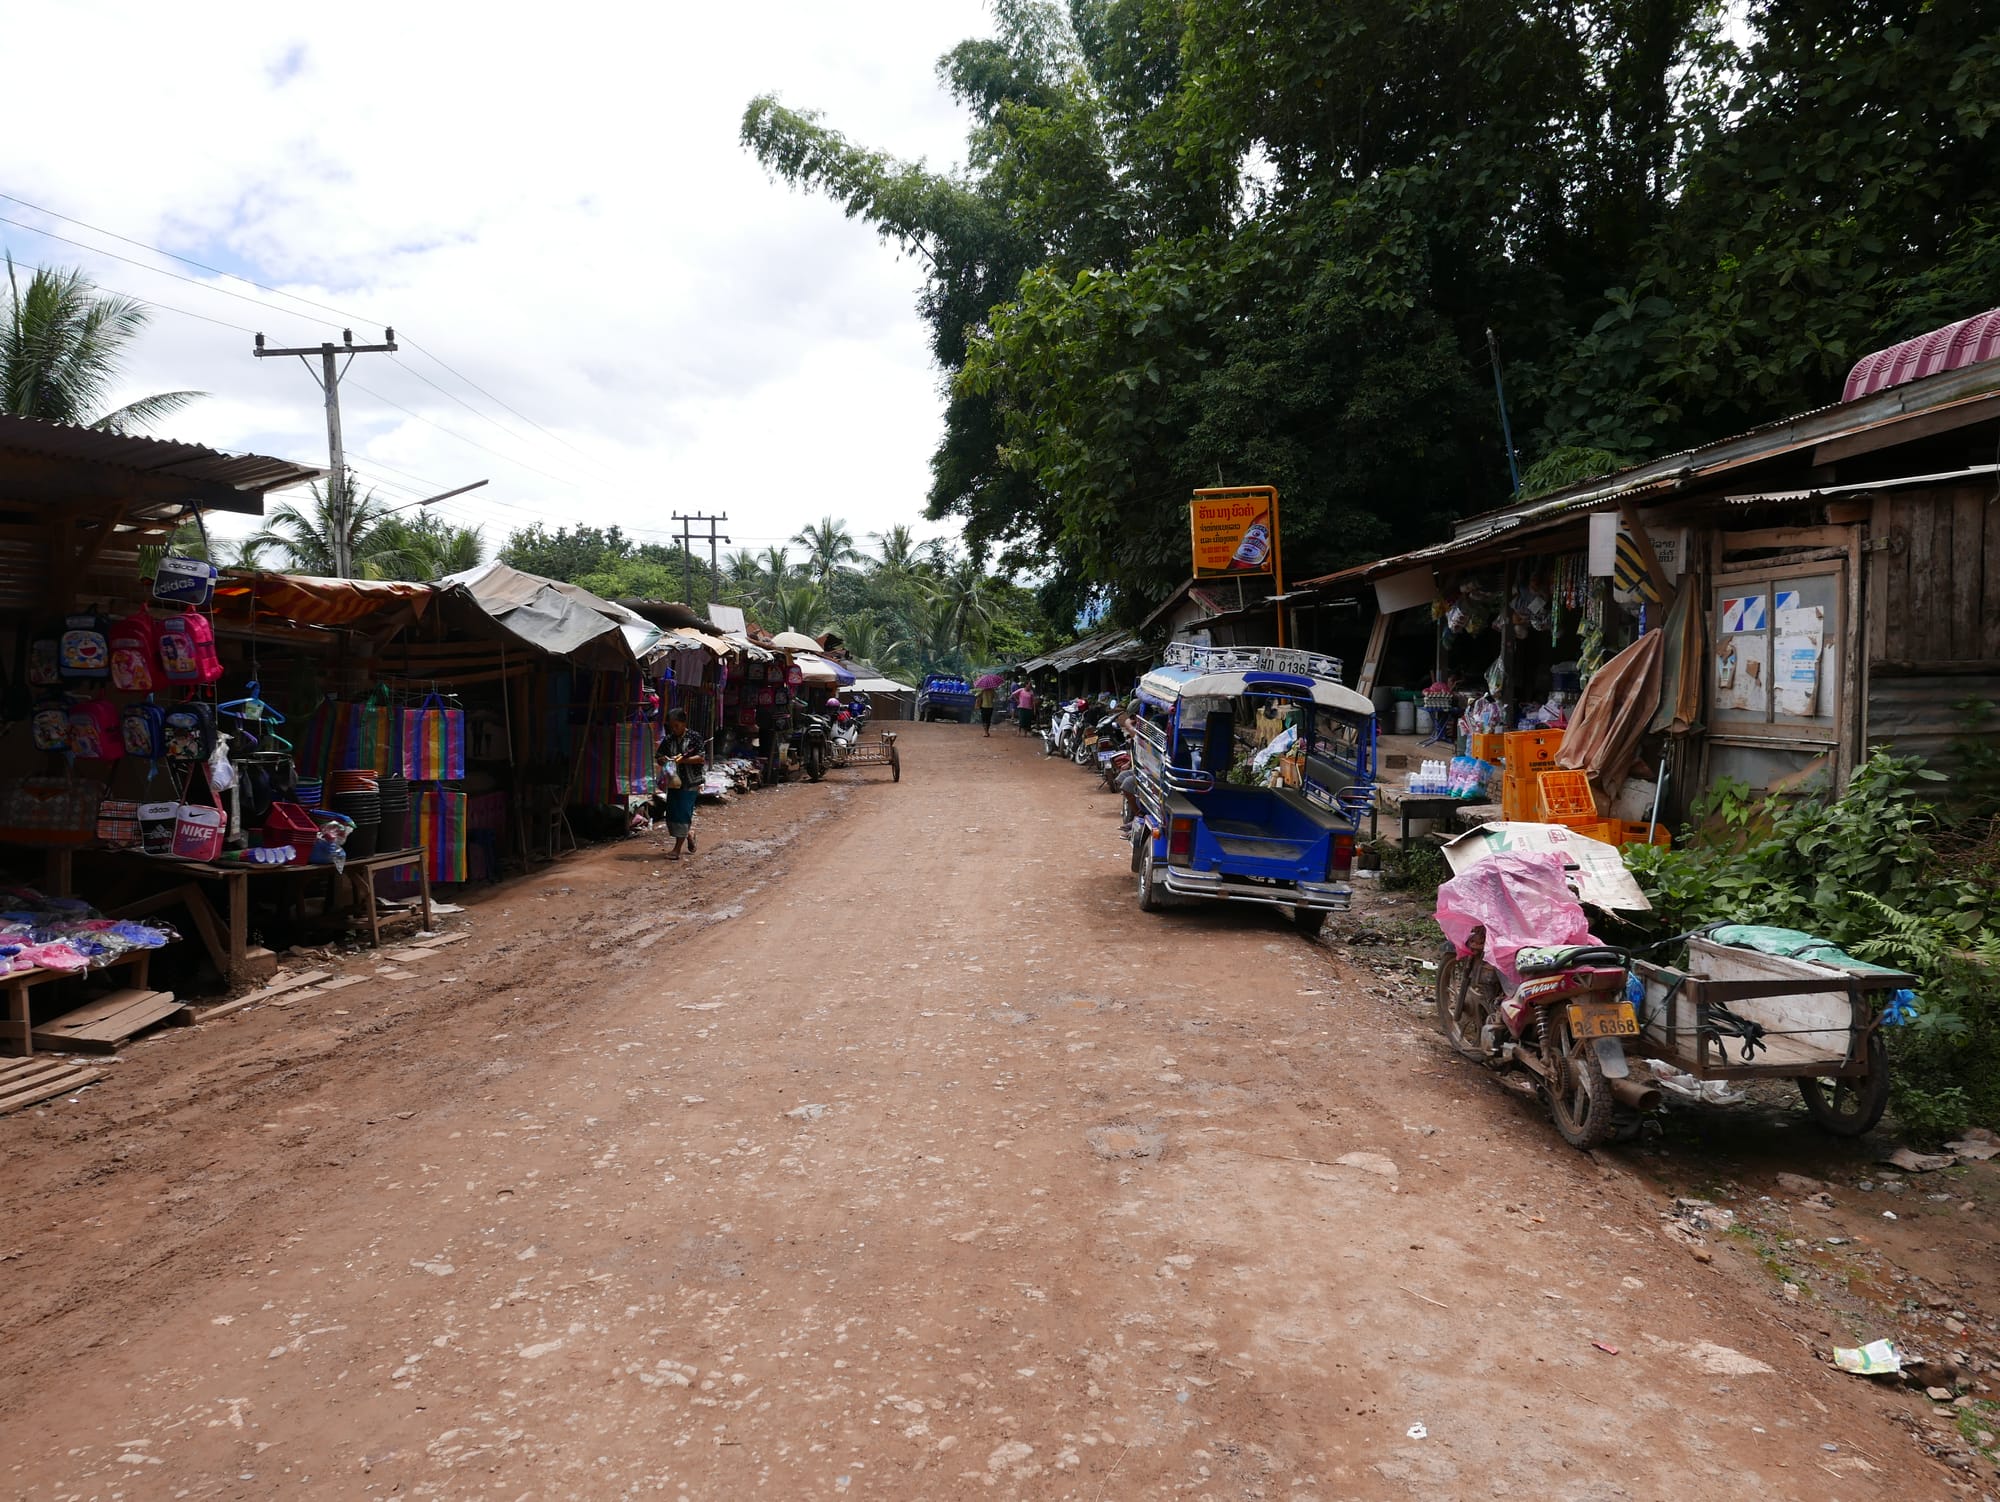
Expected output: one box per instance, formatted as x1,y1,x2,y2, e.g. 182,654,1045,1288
1160,867,1352,911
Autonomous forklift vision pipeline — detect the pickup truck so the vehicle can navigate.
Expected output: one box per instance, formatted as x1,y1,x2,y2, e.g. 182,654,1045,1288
916,674,976,723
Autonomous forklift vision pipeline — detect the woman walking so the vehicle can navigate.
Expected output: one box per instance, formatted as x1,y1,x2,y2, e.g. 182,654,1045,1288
657,708,706,861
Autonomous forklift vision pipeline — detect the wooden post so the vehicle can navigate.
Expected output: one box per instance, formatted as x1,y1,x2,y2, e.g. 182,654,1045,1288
1356,611,1392,697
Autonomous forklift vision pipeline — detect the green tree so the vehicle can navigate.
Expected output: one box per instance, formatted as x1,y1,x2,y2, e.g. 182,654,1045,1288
791,515,861,589
1,258,202,431
768,581,825,633
242,476,400,578
367,511,486,581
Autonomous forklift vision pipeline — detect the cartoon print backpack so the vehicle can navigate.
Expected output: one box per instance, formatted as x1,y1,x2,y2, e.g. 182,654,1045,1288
109,609,163,692
32,697,71,752
67,698,121,760
60,611,111,680
163,699,217,762
158,611,223,685
122,697,167,759
27,630,61,688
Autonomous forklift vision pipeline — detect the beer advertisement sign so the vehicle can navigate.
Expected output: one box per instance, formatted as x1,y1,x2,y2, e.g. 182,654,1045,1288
1190,486,1278,579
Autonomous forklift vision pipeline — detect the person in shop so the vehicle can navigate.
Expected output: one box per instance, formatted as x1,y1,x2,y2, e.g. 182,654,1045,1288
976,679,999,737
1012,680,1036,734
656,707,706,861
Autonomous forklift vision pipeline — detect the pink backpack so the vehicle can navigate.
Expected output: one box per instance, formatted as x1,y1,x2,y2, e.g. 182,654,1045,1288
158,611,223,685
67,699,122,760
109,610,163,692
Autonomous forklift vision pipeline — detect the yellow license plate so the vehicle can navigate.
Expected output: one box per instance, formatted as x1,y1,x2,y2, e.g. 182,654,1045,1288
1568,1000,1639,1038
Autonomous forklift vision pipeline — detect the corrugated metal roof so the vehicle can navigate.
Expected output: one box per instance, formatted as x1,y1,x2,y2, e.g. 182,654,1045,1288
0,413,322,510
1846,309,2000,401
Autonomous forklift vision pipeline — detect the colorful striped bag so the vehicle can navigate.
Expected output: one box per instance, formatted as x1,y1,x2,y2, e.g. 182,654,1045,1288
298,696,348,778
402,693,466,781
347,685,396,773
412,785,467,883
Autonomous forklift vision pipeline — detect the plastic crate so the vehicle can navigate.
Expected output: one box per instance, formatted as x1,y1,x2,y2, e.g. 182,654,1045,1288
1503,729,1565,773
1466,732,1505,763
1536,768,1597,822
1501,775,1539,821
1618,820,1673,849
1562,819,1621,845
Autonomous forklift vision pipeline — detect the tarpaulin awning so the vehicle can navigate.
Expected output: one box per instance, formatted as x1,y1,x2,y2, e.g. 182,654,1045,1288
215,572,433,629
793,652,853,684
439,561,657,667
851,676,915,693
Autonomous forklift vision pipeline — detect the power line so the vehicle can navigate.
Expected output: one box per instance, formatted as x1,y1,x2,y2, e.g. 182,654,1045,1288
344,380,591,492
1,189,618,474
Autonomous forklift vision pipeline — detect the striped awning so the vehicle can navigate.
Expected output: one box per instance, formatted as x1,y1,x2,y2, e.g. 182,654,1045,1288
216,572,433,628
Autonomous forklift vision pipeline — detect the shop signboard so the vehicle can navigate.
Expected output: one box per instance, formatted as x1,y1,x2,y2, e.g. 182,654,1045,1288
1190,486,1279,579
152,553,217,606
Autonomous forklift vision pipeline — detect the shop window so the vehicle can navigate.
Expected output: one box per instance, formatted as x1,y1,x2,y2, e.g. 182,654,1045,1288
1709,567,1843,741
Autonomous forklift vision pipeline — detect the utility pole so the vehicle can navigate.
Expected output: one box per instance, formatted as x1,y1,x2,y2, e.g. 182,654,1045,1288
670,512,728,606
1485,327,1522,495
254,328,398,577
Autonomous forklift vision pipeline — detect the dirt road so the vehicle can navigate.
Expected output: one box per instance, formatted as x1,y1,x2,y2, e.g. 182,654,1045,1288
0,723,1976,1498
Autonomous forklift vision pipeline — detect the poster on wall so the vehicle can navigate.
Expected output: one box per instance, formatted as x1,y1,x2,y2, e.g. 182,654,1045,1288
1190,486,1279,579
1773,604,1825,717
1714,632,1768,713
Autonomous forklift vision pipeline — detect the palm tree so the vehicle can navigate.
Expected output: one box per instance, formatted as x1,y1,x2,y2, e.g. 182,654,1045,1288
836,613,899,667
759,545,792,590
769,581,824,634
722,549,764,600
241,473,397,578
1,258,202,431
792,515,859,589
366,512,486,581
932,558,1000,658
870,524,922,581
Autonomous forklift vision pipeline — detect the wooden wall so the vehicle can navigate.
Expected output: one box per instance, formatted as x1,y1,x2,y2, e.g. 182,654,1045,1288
1868,484,2000,667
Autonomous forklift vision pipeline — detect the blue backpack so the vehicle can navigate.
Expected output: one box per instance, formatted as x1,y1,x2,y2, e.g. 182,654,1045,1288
122,697,167,759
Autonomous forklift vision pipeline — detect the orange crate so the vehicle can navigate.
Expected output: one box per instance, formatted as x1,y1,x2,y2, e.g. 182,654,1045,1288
1617,820,1672,849
1504,729,1564,773
1501,775,1539,821
1466,732,1505,763
1537,769,1596,822
1562,819,1620,844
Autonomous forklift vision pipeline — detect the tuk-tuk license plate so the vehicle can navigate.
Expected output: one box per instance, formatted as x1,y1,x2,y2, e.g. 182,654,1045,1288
1568,1000,1639,1038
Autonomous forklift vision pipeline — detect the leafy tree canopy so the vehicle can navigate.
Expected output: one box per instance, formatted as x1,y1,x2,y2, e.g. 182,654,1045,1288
746,0,2000,617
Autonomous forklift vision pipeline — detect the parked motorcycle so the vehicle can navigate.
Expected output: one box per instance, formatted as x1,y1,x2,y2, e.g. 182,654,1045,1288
829,711,860,767
1045,698,1087,759
1435,932,1661,1147
790,714,831,782
1078,711,1126,767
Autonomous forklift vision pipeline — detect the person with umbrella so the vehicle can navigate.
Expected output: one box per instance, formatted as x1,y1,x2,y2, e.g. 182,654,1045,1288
973,671,1004,737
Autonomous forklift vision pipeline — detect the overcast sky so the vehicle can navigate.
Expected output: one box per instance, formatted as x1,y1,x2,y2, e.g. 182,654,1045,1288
2,1,994,562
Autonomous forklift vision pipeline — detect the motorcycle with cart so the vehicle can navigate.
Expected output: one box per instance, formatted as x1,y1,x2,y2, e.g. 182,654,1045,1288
1433,825,1915,1148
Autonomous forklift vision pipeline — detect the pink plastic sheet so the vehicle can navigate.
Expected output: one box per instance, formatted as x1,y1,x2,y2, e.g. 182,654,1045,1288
1434,849,1595,988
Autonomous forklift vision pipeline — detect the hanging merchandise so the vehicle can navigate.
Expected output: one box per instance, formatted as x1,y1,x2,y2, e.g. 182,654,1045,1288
1579,579,1609,683
297,694,346,778
413,784,468,883
402,692,466,781
122,696,167,759
171,777,227,861
27,630,61,688
344,684,393,772
31,698,71,751
66,698,122,760
1484,654,1506,697
163,699,218,763
138,797,179,854
152,552,218,606
95,798,141,849
109,609,163,692
157,610,224,684
60,611,112,680
0,777,103,846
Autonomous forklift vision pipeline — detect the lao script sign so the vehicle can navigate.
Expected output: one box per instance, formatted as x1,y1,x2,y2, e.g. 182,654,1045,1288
1161,642,1346,681
1190,486,1279,579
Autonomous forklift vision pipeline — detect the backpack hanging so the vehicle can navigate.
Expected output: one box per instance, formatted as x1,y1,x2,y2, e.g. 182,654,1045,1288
163,699,218,763
122,696,168,759
109,609,163,692
59,611,112,680
67,698,122,760
27,631,61,688
31,698,71,752
158,610,223,684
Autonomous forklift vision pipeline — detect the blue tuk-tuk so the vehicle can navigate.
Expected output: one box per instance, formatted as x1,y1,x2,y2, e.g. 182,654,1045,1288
1129,644,1377,935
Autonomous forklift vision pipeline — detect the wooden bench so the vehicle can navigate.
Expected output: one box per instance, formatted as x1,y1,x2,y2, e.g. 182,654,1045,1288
0,948,166,1059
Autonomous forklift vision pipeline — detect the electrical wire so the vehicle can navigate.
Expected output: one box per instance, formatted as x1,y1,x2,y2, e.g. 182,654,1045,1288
1,190,620,475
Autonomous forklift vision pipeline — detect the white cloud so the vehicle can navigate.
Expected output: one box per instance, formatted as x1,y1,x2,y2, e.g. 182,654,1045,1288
2,0,991,563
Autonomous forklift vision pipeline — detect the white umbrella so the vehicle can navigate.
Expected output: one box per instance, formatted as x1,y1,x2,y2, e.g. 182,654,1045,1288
771,630,821,652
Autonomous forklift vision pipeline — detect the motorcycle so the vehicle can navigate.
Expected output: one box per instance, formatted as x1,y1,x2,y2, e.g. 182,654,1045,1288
829,711,860,767
1078,710,1125,768
1434,931,1662,1147
1098,746,1132,794
1045,698,1087,759
789,713,831,782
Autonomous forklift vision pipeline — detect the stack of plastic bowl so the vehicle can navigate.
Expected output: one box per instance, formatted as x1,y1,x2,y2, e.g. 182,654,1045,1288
327,769,381,858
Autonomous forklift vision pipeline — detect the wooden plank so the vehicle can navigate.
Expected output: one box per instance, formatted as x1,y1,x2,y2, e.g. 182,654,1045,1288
1953,489,1988,660
32,990,187,1054
1719,524,1853,555
1902,493,1934,661
1355,610,1392,698
197,970,333,1022
412,932,467,949
0,1063,104,1115
1812,390,2000,465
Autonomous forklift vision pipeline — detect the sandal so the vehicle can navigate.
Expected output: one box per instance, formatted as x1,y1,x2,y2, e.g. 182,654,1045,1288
667,850,681,862
687,832,697,853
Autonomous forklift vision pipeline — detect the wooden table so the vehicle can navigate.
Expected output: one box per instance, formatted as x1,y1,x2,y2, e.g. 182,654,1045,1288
96,847,431,984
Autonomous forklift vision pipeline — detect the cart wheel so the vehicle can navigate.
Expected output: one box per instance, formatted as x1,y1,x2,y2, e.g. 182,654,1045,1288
1543,1007,1616,1148
890,747,901,783
1799,1031,1890,1136
1137,845,1164,913
1433,943,1496,1062
1292,907,1328,940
